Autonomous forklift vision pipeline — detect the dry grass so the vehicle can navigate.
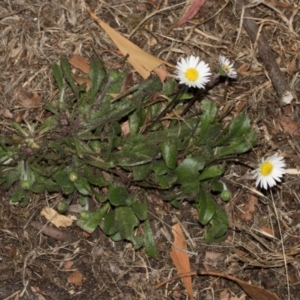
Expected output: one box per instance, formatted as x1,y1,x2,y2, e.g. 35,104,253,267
1,0,300,299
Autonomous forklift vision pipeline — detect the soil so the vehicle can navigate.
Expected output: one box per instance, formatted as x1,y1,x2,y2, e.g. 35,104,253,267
1,0,300,299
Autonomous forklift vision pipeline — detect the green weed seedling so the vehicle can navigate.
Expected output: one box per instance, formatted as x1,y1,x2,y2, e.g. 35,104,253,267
0,58,257,257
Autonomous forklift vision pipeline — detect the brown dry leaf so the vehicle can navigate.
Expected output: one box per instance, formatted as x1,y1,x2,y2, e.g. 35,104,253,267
170,223,194,300
15,111,27,123
200,271,280,300
17,87,42,108
287,58,297,75
265,0,292,8
86,7,174,80
203,251,223,271
82,231,91,238
121,120,130,136
259,226,275,238
275,2,293,8
4,246,18,258
64,261,74,270
13,293,20,300
205,251,222,261
120,73,134,93
239,194,257,222
67,271,83,286
164,0,206,35
73,75,91,91
2,108,13,119
40,207,73,228
236,63,249,74
278,116,300,136
30,286,47,300
219,289,247,300
69,54,90,74
176,0,207,25
153,66,168,82
234,101,247,114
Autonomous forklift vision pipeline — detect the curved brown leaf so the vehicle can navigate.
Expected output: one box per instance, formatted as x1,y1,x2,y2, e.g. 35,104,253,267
170,223,194,300
200,271,280,300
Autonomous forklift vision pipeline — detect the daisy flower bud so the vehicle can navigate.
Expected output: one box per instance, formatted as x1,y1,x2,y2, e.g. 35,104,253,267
252,153,286,189
219,55,237,79
220,190,232,201
175,55,211,89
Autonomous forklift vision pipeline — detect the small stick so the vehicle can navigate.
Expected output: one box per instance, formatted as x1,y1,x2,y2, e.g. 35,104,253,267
31,221,70,242
237,0,293,105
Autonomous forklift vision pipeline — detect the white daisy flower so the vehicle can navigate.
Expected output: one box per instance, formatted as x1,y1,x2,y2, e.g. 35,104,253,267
219,55,237,79
253,153,286,189
175,55,211,89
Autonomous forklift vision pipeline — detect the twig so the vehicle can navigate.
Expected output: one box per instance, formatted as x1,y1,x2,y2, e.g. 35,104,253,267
31,221,70,241
237,0,293,105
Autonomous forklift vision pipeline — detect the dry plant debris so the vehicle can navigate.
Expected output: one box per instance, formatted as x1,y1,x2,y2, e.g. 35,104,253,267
1,0,300,299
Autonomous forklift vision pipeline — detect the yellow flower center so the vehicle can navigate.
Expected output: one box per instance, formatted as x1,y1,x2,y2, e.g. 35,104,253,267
185,68,199,82
260,161,273,176
223,65,230,73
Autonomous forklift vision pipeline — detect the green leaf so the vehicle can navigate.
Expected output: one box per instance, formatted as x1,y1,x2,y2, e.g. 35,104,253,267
20,162,35,190
110,232,122,241
108,186,129,206
103,211,119,236
84,167,106,187
171,199,180,208
86,159,114,171
161,138,178,169
181,181,199,196
61,58,78,99
144,219,159,258
73,137,83,158
151,161,169,175
73,176,92,196
198,164,225,181
178,92,193,101
214,114,253,147
53,170,75,195
228,114,251,139
81,77,163,134
131,143,157,161
129,106,145,135
39,116,58,135
29,182,47,193
5,168,20,189
217,131,257,157
12,122,28,137
196,187,216,225
78,196,87,206
162,78,176,96
11,187,26,203
210,178,224,192
0,150,10,164
90,140,101,153
115,206,143,249
205,207,228,242
44,102,59,115
107,70,127,94
176,157,205,184
155,173,177,189
131,201,147,221
52,63,64,91
77,203,110,233
31,177,60,194
88,58,105,101
133,164,151,181
197,100,217,143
